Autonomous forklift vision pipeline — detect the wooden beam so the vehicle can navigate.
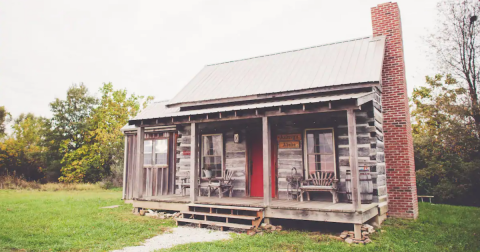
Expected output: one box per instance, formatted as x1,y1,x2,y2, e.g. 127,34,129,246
130,103,360,127
190,123,199,203
347,109,361,211
262,117,272,207
135,127,145,199
122,135,128,199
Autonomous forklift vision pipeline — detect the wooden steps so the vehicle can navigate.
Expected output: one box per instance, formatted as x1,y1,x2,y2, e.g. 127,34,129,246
176,203,264,231
181,211,258,220
188,203,263,212
175,218,253,230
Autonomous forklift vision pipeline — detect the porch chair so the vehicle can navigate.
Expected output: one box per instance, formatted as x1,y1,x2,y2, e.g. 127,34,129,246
299,171,339,203
179,172,201,197
207,169,235,198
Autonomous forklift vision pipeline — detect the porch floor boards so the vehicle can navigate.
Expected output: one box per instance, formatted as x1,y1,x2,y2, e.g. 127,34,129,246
137,195,378,214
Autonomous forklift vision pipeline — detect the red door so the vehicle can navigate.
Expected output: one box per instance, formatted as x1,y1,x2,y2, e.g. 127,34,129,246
249,130,276,198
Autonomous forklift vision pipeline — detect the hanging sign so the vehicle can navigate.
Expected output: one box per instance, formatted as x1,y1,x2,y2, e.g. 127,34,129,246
277,134,301,141
279,141,300,149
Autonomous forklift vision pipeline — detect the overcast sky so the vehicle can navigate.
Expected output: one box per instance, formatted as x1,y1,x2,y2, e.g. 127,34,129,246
0,0,438,122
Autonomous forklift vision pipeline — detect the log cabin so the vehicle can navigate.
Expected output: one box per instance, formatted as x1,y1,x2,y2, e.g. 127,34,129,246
121,2,418,238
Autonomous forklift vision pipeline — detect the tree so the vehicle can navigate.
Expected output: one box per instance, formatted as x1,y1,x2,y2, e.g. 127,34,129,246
0,106,11,138
47,83,97,181
428,0,480,135
59,83,153,183
0,113,47,181
412,74,480,206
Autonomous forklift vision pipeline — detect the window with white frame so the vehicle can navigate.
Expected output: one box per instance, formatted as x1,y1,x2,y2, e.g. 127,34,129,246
305,129,335,175
201,134,223,178
143,138,168,167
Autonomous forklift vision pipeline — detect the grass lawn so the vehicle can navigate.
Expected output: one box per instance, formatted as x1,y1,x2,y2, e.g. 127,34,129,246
161,203,480,252
0,189,175,251
1,190,479,252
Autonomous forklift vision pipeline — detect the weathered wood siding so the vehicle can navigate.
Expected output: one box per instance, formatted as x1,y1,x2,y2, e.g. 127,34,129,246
124,133,137,200
224,129,247,197
337,88,385,203
175,125,191,194
276,122,303,200
372,87,387,203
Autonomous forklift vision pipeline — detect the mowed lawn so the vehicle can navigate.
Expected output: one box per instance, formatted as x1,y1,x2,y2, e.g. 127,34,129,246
1,190,479,252
0,189,175,251
160,203,480,252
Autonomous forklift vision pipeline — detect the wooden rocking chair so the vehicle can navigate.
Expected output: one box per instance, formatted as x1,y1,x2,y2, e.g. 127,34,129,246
299,171,338,203
207,169,235,198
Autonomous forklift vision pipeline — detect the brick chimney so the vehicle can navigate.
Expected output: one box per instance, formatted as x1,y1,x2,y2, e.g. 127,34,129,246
371,2,418,219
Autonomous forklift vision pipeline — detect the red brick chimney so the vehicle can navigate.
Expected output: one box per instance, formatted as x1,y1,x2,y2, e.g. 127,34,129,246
371,2,418,219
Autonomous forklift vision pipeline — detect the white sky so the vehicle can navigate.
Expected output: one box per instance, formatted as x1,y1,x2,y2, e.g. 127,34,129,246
0,0,438,121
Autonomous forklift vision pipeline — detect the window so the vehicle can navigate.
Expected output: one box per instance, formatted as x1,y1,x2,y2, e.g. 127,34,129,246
305,129,335,175
202,134,223,178
143,138,168,167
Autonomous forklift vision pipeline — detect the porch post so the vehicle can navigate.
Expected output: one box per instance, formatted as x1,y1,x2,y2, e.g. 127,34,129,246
262,117,272,207
347,109,361,209
122,135,127,199
135,126,145,199
190,122,199,203
347,109,362,240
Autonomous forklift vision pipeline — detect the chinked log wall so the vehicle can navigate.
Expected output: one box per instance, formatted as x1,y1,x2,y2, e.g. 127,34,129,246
337,88,386,203
175,125,247,197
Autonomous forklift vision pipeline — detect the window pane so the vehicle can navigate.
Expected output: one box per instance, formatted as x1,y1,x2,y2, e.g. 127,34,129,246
307,134,314,154
155,139,167,153
155,153,167,165
144,140,152,153
306,129,335,174
321,155,334,172
153,139,168,165
202,135,223,178
144,154,152,165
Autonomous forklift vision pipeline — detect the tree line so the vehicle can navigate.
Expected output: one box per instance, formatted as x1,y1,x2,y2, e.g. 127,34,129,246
0,83,152,183
413,0,480,206
0,0,479,207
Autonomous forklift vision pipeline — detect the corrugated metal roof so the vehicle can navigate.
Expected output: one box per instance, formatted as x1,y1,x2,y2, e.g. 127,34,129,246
131,92,372,121
167,36,385,107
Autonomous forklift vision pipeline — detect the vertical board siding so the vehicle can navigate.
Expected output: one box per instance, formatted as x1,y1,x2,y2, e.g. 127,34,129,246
124,134,137,200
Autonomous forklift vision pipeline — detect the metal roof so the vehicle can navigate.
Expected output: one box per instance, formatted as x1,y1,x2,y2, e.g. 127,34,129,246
131,92,373,122
167,36,385,107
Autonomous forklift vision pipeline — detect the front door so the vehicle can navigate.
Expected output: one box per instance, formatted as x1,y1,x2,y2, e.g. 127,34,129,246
249,129,276,198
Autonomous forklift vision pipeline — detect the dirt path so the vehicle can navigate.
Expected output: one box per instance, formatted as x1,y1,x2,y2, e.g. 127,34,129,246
112,227,231,252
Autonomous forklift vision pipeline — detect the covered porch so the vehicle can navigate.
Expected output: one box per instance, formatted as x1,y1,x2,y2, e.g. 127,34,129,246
133,195,379,224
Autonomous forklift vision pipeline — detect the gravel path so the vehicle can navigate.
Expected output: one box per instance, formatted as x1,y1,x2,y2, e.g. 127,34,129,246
112,227,231,252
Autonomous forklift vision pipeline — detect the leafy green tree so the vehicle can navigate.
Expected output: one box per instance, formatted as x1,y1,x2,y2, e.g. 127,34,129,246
412,74,480,206
59,83,152,183
0,113,47,181
0,106,11,138
47,83,97,181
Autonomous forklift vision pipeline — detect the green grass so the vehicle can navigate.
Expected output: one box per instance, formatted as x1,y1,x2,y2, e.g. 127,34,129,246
0,189,175,251
1,190,479,252
161,203,480,252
